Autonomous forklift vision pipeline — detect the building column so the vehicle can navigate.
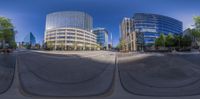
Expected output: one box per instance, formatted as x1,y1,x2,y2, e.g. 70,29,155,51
83,32,86,50
65,30,67,51
55,31,57,50
74,30,77,51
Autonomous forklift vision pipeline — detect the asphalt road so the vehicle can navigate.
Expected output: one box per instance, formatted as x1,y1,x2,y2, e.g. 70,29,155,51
118,53,200,96
17,51,116,97
0,53,16,94
2,51,200,99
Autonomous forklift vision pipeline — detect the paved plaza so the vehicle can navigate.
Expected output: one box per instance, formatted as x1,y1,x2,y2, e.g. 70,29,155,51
118,53,200,96
0,54,16,94
1,50,200,99
18,51,115,96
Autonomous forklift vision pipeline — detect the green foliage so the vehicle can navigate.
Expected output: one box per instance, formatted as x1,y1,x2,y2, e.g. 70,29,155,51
0,32,3,40
155,33,192,49
155,33,165,47
9,40,17,49
181,35,192,47
0,16,15,49
3,29,14,42
194,16,200,29
174,35,182,47
186,17,200,47
46,41,54,50
0,17,13,29
155,38,162,47
189,28,200,47
119,38,126,51
190,29,200,38
165,33,175,47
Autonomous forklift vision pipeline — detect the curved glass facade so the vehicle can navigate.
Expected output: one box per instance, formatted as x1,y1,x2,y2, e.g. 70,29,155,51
46,11,93,31
45,11,97,50
133,13,183,45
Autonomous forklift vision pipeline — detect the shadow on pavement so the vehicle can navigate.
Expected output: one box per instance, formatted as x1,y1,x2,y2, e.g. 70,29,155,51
0,54,16,94
177,54,200,66
18,52,115,97
118,54,200,96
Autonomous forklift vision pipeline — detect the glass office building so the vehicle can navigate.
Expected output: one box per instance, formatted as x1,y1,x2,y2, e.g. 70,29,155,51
93,28,108,50
46,11,93,31
24,32,36,45
45,11,97,50
133,13,183,46
120,18,137,51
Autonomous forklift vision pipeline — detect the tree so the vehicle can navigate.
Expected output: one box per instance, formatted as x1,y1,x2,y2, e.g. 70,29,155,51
189,16,200,47
0,31,3,39
0,17,13,29
165,33,175,48
0,33,3,49
9,40,17,49
119,38,127,51
191,29,200,38
194,16,200,30
160,34,166,47
155,37,162,47
0,17,15,49
155,33,192,51
181,35,192,47
46,41,54,50
174,35,182,48
190,29,200,47
3,29,14,42
155,33,165,47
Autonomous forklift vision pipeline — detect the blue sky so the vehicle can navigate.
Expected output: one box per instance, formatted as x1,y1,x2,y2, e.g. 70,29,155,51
0,0,200,46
